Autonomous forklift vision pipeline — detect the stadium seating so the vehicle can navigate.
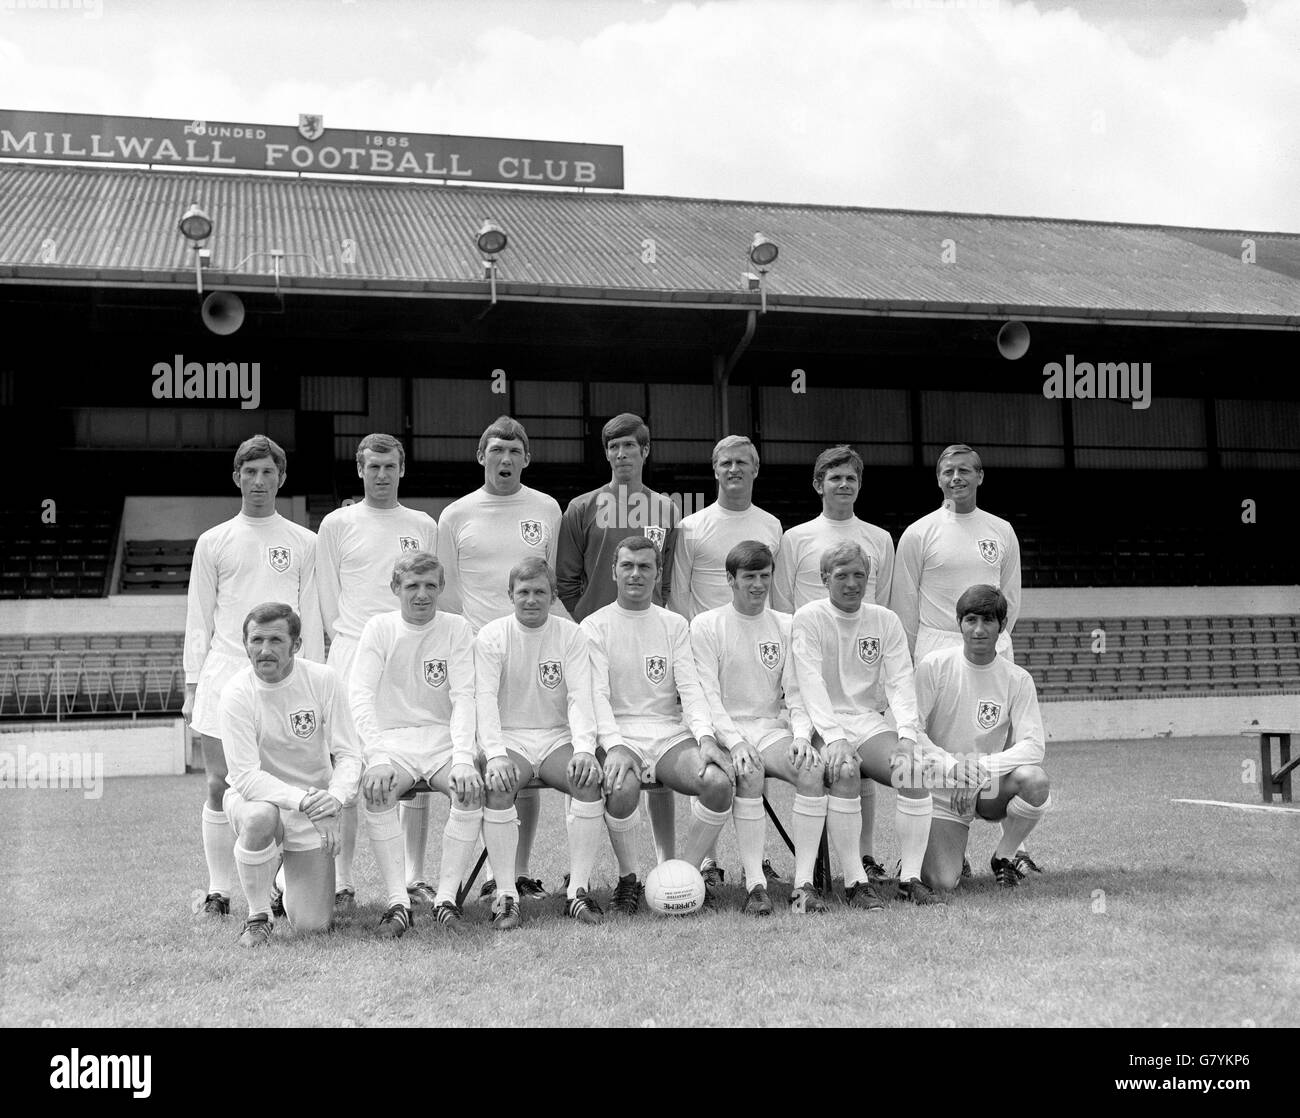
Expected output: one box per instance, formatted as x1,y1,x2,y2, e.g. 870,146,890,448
1014,615,1300,700
119,539,197,594
0,504,118,598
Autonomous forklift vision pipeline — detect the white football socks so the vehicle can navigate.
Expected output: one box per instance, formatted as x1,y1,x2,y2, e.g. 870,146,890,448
234,839,280,920
859,780,876,858
566,797,606,898
732,796,767,889
995,795,1050,861
644,786,676,864
482,806,520,900
201,804,236,898
335,800,358,892
436,806,483,905
604,809,640,878
792,793,829,887
682,799,729,868
364,805,409,910
515,786,541,878
827,795,867,885
400,792,431,887
896,793,933,882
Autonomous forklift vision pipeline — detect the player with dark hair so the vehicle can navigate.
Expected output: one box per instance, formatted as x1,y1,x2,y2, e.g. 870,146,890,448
891,444,1021,665
185,436,323,918
436,415,567,902
350,551,479,936
317,433,438,913
691,541,827,915
916,585,1050,891
584,536,734,915
793,543,942,907
474,557,606,928
555,411,680,866
770,443,896,887
220,602,360,946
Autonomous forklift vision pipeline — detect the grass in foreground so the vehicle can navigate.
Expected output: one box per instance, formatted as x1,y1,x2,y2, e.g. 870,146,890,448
1,735,1297,1027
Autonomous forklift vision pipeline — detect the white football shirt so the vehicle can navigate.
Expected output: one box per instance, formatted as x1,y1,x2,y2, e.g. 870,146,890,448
770,514,895,613
670,501,783,622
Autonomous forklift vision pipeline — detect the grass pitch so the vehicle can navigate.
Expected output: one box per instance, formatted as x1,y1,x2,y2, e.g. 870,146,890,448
1,735,1296,1028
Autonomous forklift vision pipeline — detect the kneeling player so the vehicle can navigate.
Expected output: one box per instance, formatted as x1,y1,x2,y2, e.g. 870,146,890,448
352,552,480,936
475,558,606,929
793,543,941,907
917,585,1050,891
584,536,735,914
220,602,361,946
691,541,827,915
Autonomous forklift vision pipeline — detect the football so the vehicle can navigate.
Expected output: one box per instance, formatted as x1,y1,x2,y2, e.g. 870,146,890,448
644,859,706,916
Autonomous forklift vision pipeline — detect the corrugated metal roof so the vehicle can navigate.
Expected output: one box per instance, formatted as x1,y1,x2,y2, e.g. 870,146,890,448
0,162,1297,325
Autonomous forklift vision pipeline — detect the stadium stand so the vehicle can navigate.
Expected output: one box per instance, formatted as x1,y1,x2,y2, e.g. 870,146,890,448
0,504,118,599
119,539,197,594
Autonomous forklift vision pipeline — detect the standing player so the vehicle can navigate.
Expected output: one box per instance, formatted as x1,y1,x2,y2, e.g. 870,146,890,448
891,444,1021,665
770,444,896,887
220,602,360,946
351,552,479,937
916,586,1050,891
436,415,566,900
317,433,438,913
555,412,679,864
184,436,323,918
691,542,827,915
793,543,941,907
584,536,735,915
670,435,782,885
475,558,607,928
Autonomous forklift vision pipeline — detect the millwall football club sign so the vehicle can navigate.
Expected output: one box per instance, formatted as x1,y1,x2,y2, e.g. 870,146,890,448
0,108,624,188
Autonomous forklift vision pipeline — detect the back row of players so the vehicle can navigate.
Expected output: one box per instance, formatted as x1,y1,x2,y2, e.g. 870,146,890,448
185,415,1050,941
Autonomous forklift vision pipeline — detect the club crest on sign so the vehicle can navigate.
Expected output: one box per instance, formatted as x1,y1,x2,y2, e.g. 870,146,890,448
758,641,781,670
644,525,666,551
268,546,291,573
399,536,420,552
289,709,316,739
520,519,545,547
538,660,563,690
645,655,667,685
976,700,1002,729
857,637,880,665
298,113,325,141
978,538,1000,565
423,659,447,688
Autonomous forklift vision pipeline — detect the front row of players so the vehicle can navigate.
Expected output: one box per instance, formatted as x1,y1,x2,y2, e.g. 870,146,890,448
220,540,1050,942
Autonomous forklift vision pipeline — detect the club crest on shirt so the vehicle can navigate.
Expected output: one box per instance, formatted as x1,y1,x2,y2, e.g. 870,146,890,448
520,519,545,547
538,660,563,690
398,536,420,552
644,525,666,552
976,700,1002,729
978,539,1000,565
758,641,781,670
857,637,880,665
289,709,316,739
268,546,292,573
423,659,448,688
645,655,668,685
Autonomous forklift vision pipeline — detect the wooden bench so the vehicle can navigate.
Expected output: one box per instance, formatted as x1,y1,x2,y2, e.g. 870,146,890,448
1242,727,1298,803
399,775,833,905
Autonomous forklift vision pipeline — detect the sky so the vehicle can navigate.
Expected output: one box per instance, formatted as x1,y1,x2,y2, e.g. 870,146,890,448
0,0,1295,231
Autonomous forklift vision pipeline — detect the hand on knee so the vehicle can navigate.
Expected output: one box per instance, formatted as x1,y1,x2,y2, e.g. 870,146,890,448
484,788,516,812
736,771,765,800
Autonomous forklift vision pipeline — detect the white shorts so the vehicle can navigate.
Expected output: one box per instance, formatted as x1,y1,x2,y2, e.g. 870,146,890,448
734,716,794,756
916,626,1013,666
366,724,455,784
929,787,997,829
815,709,894,748
191,650,251,738
611,720,694,784
224,786,321,853
326,634,360,686
499,726,572,770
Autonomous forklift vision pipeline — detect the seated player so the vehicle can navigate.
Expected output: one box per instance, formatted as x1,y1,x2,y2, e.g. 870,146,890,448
917,585,1050,891
351,552,480,937
792,543,942,907
691,541,827,915
475,558,606,929
220,602,361,947
584,536,734,915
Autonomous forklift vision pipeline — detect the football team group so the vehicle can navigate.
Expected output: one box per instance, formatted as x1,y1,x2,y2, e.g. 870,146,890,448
184,413,1051,945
